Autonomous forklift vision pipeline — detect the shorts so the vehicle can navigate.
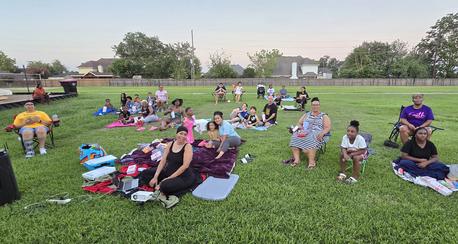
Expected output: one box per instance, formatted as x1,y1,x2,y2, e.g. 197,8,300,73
19,126,48,134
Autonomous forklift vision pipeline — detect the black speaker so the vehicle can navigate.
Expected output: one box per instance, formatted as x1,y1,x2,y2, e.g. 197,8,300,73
0,146,21,206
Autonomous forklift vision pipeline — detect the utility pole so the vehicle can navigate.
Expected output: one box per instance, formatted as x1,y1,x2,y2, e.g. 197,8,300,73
23,65,30,93
190,29,195,80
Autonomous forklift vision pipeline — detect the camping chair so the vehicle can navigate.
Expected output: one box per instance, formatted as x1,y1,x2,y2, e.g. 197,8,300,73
383,105,444,148
345,132,373,175
5,115,58,154
212,91,227,103
316,132,331,162
257,86,266,99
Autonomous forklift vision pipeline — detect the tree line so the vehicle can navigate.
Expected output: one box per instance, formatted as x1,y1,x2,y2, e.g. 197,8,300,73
1,13,456,79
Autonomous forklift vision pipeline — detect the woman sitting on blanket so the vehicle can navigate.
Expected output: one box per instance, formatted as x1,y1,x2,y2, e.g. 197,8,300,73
136,100,159,123
212,111,242,159
285,97,331,169
139,126,197,208
397,127,449,180
336,120,367,184
230,103,249,124
244,106,259,128
160,98,184,131
295,86,309,111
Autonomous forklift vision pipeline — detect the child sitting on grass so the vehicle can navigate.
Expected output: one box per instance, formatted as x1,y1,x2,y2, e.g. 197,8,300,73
204,121,220,149
336,120,367,184
182,107,196,143
244,106,259,128
118,105,134,124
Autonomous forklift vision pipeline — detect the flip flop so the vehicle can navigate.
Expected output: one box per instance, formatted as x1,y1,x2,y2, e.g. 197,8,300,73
282,157,294,165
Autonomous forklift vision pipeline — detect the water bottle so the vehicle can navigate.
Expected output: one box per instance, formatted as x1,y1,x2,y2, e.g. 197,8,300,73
302,121,310,134
171,111,176,119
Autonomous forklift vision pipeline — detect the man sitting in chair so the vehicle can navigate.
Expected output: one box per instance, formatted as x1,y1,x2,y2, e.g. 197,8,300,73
213,83,227,104
13,101,52,158
399,93,434,144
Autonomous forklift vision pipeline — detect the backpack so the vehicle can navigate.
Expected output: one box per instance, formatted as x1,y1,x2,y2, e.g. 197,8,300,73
79,144,107,164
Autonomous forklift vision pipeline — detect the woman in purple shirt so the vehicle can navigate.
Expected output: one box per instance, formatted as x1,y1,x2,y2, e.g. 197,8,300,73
399,94,434,144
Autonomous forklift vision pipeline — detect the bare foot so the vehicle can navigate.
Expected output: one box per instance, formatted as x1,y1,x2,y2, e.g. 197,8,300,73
215,151,224,159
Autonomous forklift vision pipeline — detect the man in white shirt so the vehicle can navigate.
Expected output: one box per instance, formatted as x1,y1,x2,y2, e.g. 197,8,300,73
155,85,168,112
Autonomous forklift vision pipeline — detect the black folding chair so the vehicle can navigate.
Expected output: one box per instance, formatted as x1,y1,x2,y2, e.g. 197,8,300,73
384,105,444,148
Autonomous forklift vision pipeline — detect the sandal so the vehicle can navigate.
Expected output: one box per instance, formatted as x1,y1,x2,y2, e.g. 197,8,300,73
282,157,294,165
336,173,346,182
306,162,316,170
290,161,299,167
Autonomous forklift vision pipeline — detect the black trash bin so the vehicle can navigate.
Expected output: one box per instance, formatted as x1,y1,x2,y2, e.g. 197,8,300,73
59,79,78,94
0,147,21,206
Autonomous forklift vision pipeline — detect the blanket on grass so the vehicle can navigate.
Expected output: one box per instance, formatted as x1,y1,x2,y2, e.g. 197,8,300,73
93,107,117,116
105,121,136,128
392,161,457,196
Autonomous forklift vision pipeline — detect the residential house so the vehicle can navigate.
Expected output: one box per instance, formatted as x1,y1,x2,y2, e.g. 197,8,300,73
317,67,333,79
77,58,115,78
230,64,245,77
272,56,319,79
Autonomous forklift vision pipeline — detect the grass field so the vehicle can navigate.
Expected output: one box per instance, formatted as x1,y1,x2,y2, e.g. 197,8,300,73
1,86,457,243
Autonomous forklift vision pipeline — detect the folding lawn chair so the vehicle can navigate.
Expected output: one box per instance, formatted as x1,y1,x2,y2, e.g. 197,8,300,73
316,132,331,162
383,105,444,148
5,115,58,154
345,132,374,175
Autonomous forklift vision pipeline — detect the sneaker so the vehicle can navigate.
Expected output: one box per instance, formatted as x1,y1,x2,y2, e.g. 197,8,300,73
25,151,35,158
345,177,358,184
158,194,179,209
39,148,47,155
150,190,160,201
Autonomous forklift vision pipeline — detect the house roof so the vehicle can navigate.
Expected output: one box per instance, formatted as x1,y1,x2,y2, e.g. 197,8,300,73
82,71,114,78
230,64,244,76
78,58,115,69
272,56,319,77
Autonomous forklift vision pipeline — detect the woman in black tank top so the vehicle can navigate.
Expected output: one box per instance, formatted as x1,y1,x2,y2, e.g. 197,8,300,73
139,126,196,200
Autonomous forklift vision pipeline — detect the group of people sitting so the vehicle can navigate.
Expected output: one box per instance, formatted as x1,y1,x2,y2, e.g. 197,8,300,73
282,93,448,184
228,95,278,128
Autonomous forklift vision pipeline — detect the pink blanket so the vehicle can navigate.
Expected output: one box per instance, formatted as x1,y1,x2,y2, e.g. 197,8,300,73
105,121,136,128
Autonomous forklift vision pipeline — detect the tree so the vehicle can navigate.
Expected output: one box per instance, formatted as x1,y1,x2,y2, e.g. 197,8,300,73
339,40,408,78
110,59,143,78
318,55,343,78
111,32,202,79
242,67,256,78
0,51,16,72
48,60,68,75
26,61,50,79
416,13,458,78
206,51,237,78
391,55,429,79
247,49,282,77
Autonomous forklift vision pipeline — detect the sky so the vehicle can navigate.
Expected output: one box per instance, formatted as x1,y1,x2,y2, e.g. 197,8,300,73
1,0,457,72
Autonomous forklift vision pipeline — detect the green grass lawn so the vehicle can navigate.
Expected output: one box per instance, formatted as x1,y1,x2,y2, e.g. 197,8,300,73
1,86,457,243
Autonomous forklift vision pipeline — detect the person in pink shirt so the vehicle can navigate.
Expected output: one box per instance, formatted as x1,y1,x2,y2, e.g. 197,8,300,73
182,107,195,143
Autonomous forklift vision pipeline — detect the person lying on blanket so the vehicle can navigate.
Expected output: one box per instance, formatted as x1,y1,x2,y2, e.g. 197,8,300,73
244,106,259,129
399,93,435,144
398,127,449,180
213,111,242,159
336,120,367,184
118,105,134,124
139,126,197,208
286,97,331,169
